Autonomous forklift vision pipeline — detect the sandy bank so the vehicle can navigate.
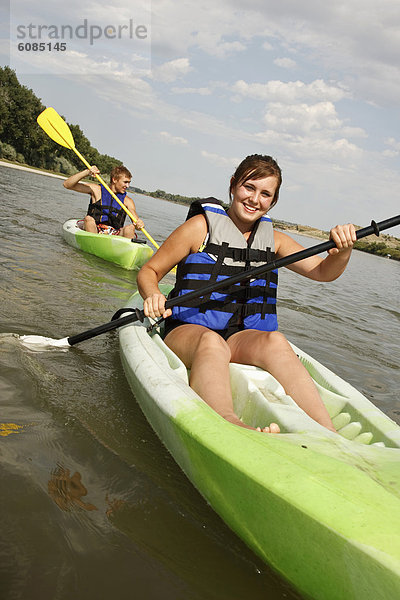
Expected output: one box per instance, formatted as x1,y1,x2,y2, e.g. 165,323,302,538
0,160,67,180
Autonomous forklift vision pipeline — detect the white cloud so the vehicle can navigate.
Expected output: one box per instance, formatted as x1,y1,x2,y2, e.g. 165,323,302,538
382,137,400,157
159,131,188,145
171,86,212,95
150,0,400,107
151,1,252,58
274,57,296,69
213,40,246,58
263,101,342,135
385,137,400,151
11,45,150,80
11,0,400,107
151,58,192,83
262,40,273,51
232,79,350,103
201,151,240,166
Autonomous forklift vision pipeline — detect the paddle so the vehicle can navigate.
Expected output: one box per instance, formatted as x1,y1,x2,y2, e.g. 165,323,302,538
37,107,160,251
20,214,400,350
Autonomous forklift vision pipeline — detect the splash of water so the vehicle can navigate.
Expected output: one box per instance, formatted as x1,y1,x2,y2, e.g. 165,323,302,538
20,335,71,351
0,333,71,351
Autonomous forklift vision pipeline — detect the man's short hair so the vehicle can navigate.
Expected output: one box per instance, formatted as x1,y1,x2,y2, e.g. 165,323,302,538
110,165,132,181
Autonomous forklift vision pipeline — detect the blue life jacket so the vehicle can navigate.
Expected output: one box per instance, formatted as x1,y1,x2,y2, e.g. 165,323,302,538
169,198,278,332
87,187,127,229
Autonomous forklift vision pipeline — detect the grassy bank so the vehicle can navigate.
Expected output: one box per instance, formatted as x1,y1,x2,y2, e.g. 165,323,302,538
274,220,400,261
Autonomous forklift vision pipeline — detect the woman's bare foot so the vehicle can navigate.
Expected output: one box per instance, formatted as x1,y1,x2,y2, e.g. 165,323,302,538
224,413,280,433
256,423,280,433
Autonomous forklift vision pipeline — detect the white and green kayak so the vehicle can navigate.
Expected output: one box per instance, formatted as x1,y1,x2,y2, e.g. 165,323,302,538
119,285,400,600
62,219,153,270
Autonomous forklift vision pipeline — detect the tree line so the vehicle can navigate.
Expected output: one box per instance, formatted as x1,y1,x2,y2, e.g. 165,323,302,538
0,66,121,175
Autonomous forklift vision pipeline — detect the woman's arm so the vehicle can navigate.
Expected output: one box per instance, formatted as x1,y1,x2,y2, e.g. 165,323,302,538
138,215,207,319
275,223,357,282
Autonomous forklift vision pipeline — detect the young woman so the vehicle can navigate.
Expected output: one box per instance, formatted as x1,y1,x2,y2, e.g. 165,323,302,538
137,155,356,433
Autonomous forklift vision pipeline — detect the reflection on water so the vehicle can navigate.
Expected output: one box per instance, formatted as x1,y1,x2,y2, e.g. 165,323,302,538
48,466,98,512
0,165,398,600
0,423,24,437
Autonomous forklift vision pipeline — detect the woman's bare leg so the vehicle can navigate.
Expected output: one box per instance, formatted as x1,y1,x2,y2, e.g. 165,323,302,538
165,324,279,432
228,330,335,431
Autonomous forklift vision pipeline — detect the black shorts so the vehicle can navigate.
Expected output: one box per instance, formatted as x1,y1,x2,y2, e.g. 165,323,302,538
163,317,243,341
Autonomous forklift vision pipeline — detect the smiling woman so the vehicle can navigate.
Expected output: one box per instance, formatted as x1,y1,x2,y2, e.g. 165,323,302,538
228,153,282,212
137,153,358,434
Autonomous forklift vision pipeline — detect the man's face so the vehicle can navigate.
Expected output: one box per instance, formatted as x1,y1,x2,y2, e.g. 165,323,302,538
113,175,131,194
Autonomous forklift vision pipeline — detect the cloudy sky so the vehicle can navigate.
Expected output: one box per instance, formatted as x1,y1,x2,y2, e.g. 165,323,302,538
2,0,400,234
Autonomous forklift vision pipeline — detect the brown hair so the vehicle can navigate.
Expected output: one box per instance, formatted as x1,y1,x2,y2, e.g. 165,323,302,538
110,165,132,181
229,154,282,209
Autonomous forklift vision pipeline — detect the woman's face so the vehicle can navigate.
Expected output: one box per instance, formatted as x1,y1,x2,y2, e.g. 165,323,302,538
230,176,278,224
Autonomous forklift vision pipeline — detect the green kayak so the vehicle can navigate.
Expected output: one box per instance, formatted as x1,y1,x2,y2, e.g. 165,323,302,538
119,285,400,600
62,219,153,270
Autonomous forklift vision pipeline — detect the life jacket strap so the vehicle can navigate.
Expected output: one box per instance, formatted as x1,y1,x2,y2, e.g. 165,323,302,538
204,242,271,263
175,263,278,286
198,242,229,313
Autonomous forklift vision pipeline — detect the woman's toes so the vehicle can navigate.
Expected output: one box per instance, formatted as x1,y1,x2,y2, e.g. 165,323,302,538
256,423,280,433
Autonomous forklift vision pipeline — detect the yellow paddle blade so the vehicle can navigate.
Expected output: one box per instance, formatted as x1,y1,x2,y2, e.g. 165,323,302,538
37,107,75,149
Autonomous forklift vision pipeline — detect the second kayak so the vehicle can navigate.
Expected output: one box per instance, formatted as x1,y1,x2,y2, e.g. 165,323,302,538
62,218,153,270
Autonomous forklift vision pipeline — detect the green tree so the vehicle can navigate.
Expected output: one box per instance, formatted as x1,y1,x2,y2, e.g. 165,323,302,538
0,66,123,174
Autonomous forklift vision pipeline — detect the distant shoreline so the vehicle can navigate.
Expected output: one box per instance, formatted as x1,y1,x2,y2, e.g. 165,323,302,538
0,159,67,179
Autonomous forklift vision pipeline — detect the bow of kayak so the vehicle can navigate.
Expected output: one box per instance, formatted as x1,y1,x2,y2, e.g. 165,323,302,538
119,285,400,600
62,218,153,270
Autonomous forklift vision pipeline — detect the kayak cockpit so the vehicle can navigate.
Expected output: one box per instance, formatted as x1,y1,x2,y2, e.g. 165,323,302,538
149,322,400,449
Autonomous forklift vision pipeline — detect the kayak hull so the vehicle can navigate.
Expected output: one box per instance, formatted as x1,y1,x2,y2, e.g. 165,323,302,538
62,219,153,270
119,287,400,600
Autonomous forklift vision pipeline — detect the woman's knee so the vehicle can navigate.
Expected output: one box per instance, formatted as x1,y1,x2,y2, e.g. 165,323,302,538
259,330,292,353
238,330,291,359
266,330,289,347
195,330,231,360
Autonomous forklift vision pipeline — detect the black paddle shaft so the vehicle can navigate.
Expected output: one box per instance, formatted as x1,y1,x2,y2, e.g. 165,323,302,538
67,215,400,346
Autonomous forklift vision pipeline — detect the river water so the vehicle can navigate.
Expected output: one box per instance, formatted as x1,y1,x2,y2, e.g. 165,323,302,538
0,164,399,600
